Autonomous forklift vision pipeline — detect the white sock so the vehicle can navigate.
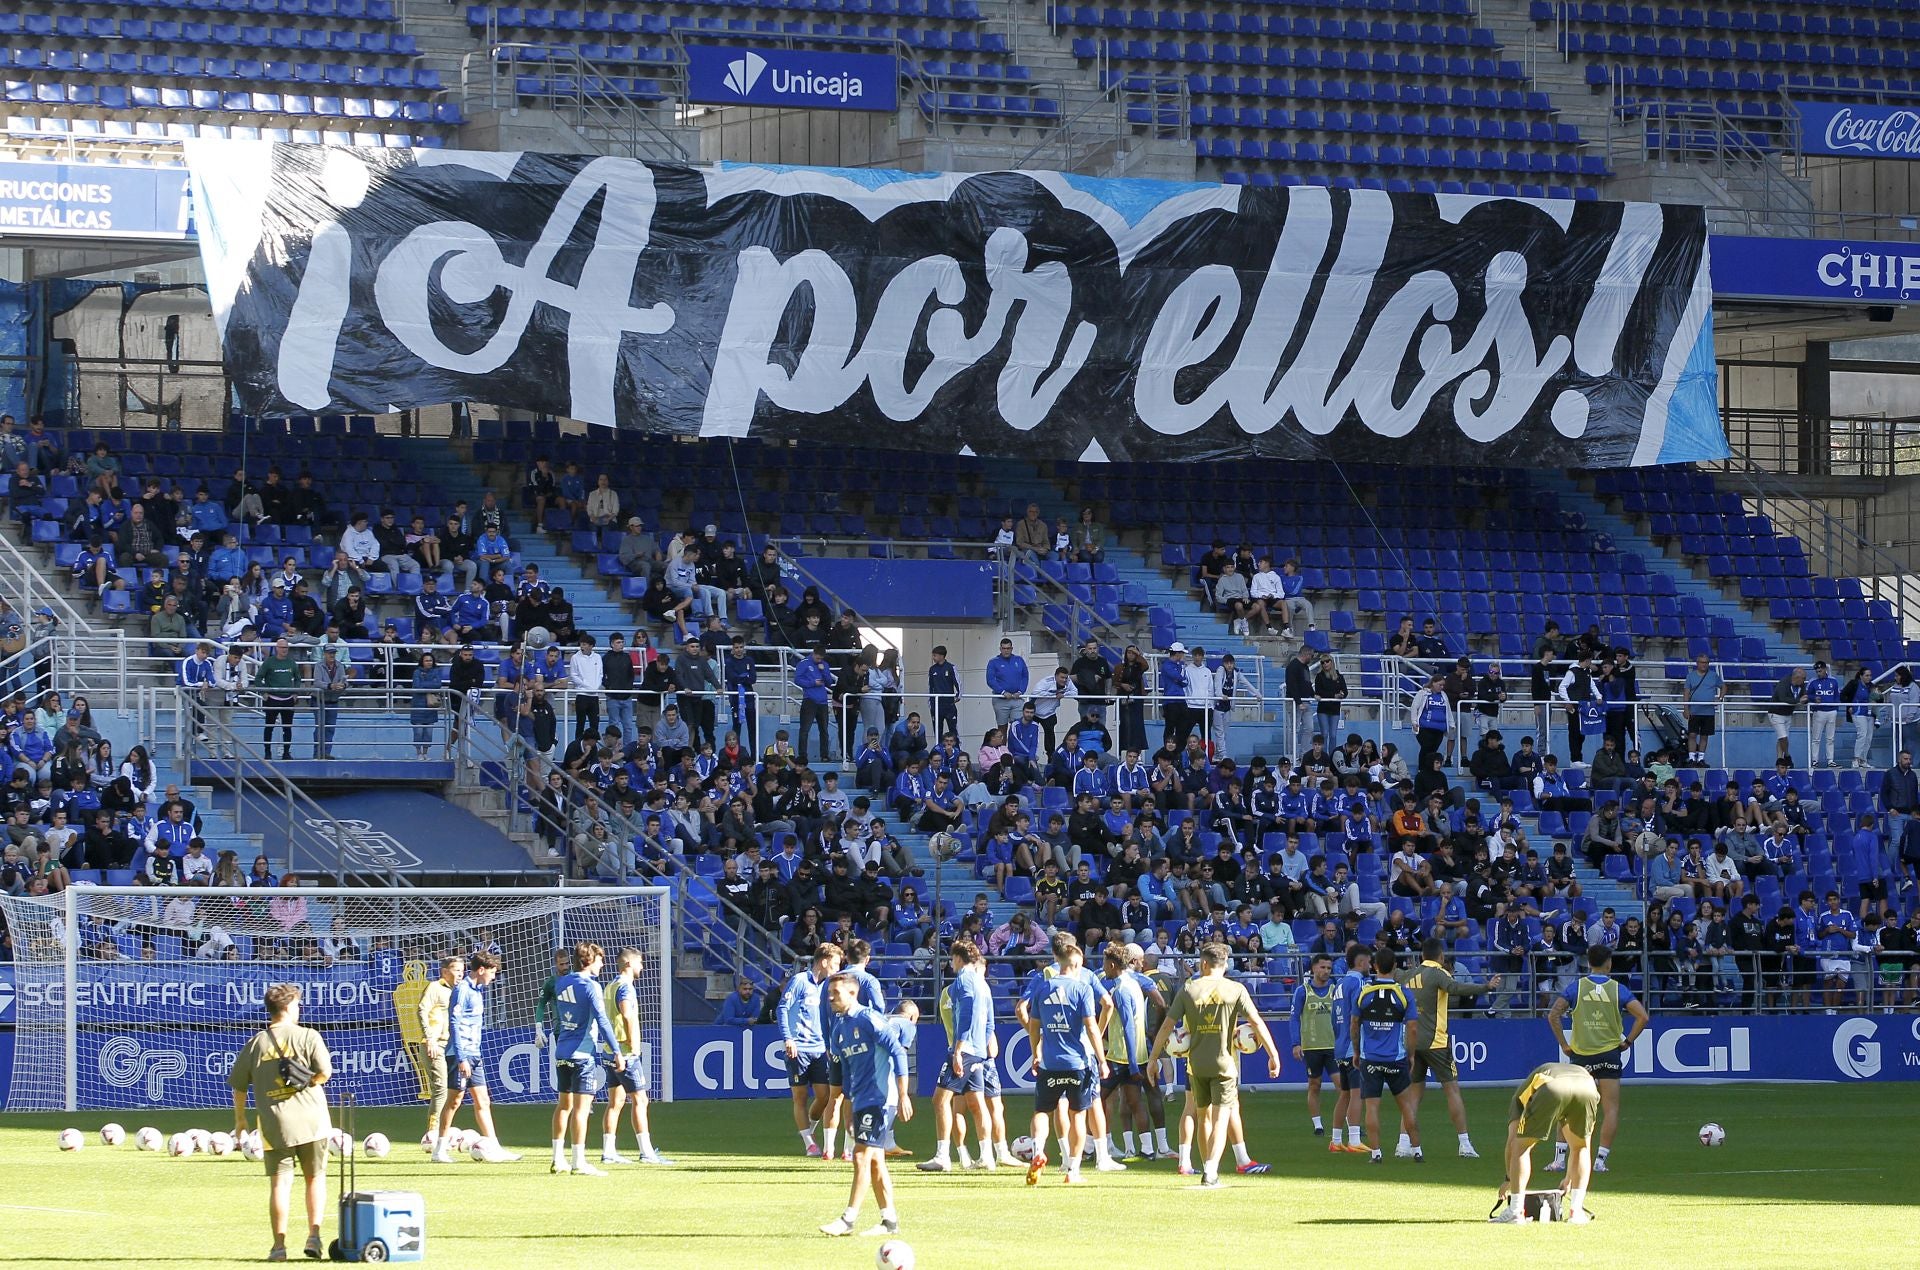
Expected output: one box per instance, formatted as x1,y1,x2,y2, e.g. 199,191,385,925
1232,1143,1251,1167
571,1141,586,1169
1348,1123,1363,1140
956,1143,973,1168
1178,1142,1192,1170
637,1133,654,1157
1458,1132,1473,1149
602,1133,616,1156
1597,1146,1610,1162
822,1128,837,1158
1156,1128,1170,1153
1121,1131,1135,1155
1032,1132,1049,1161
934,1138,950,1162
1331,1128,1345,1146
550,1137,564,1165
1567,1186,1587,1211
800,1128,815,1147
879,1207,897,1226
1397,1133,1411,1150
841,1206,858,1225
1312,1116,1324,1131
1552,1142,1568,1164
1094,1137,1112,1164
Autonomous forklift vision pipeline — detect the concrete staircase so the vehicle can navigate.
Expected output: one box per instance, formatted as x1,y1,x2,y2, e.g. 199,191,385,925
398,0,486,96
1475,0,1615,147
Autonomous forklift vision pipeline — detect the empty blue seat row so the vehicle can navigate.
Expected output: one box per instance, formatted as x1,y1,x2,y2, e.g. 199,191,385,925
1,0,393,24
1535,2,1920,40
0,49,436,90
1186,101,1583,144
479,0,984,28
3,80,461,122
6,113,445,147
1197,135,1583,174
5,17,417,54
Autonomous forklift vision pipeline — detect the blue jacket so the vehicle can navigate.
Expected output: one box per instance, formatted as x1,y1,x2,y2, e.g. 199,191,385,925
1008,718,1042,760
1159,659,1187,700
450,593,490,628
985,653,1028,696
207,546,247,581
927,660,960,705
795,656,833,704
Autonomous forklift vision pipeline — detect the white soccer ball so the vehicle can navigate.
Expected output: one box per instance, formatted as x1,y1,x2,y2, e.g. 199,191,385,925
1167,1024,1192,1057
421,1131,438,1153
241,1135,265,1162
209,1132,235,1157
99,1123,125,1146
1010,1135,1036,1162
459,1128,483,1152
1232,1019,1259,1055
168,1133,196,1157
57,1128,84,1152
362,1133,391,1159
134,1127,163,1152
1699,1122,1726,1147
328,1129,354,1158
523,626,553,651
187,1129,212,1153
468,1138,491,1162
876,1239,916,1270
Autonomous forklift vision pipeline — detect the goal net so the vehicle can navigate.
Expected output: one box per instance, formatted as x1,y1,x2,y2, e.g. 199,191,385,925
0,886,672,1113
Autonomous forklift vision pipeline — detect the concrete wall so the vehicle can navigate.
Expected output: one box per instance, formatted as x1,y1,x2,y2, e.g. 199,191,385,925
695,105,910,168
1808,157,1920,240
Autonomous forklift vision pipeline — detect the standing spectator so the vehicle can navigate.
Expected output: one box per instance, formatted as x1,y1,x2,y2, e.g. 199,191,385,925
1806,660,1841,769
1410,673,1450,771
525,456,559,528
1113,645,1148,755
567,634,603,739
1069,639,1112,724
410,652,446,759
1183,647,1215,753
602,633,638,745
258,638,302,761
1767,666,1807,765
1842,667,1880,771
312,646,349,761
1883,749,1920,891
985,638,1028,729
721,634,758,752
795,646,835,766
1683,654,1724,766
674,637,721,750
1159,643,1192,751
926,645,960,742
1555,652,1603,767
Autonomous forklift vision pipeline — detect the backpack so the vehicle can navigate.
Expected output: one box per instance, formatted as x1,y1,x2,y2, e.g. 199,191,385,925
1355,981,1408,1026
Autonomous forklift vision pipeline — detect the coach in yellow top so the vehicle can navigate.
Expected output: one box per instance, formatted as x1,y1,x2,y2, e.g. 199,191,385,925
1400,937,1500,1159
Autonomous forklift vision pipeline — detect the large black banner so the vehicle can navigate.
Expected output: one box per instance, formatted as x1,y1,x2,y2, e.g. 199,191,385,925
186,143,1725,466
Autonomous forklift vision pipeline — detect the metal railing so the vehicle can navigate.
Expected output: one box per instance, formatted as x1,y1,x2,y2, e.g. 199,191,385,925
462,41,692,161
1011,69,1188,175
1602,91,1813,235
1712,407,1904,479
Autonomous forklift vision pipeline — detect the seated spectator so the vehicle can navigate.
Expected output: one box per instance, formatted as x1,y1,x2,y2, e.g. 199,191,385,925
1274,557,1315,635
585,475,622,529
371,508,420,575
1214,561,1252,636
713,977,762,1027
1013,502,1050,562
1582,801,1625,871
1531,756,1591,813
1070,506,1106,564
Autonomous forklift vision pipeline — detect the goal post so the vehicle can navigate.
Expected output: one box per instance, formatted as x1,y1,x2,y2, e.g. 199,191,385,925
0,886,674,1114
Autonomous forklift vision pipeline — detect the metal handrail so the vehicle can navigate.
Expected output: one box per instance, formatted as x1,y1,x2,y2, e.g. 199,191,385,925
174,689,409,887
453,701,792,986
463,40,691,161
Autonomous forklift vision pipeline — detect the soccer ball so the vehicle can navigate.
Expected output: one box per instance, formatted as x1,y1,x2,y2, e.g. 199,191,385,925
1167,1024,1192,1057
421,1131,438,1153
523,626,553,651
362,1133,391,1159
56,1128,83,1152
168,1133,196,1157
241,1135,265,1163
328,1130,355,1158
469,1138,492,1162
876,1240,916,1270
209,1132,235,1156
187,1129,212,1153
134,1127,163,1152
460,1128,483,1152
1232,1020,1259,1055
1010,1135,1037,1162
1699,1122,1726,1147
99,1123,126,1146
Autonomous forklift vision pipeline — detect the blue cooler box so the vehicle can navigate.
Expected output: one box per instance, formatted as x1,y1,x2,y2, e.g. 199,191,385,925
333,1190,425,1263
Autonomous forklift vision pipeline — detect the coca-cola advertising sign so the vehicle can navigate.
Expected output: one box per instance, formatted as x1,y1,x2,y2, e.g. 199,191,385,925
1799,101,1920,159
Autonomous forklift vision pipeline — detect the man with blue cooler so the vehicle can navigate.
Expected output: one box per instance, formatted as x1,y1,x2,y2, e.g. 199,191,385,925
819,973,912,1238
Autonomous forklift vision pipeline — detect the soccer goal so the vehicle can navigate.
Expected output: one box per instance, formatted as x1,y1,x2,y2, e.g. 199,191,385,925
0,886,673,1113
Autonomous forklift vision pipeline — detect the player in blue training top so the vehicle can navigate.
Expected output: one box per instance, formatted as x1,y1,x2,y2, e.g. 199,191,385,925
432,950,520,1164
1016,931,1108,1187
781,945,842,1158
919,937,996,1173
818,938,885,1163
1350,947,1421,1164
1097,941,1149,1165
820,972,912,1238
549,942,624,1176
1329,943,1372,1152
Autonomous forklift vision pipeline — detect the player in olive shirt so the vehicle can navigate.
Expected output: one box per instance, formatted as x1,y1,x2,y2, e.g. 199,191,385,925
1546,945,1648,1173
415,955,458,1155
1401,937,1501,1159
1491,1061,1599,1224
1146,942,1281,1188
229,983,333,1262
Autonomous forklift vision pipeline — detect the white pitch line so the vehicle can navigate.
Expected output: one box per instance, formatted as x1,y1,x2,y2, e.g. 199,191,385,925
1694,1167,1884,1176
0,1203,109,1215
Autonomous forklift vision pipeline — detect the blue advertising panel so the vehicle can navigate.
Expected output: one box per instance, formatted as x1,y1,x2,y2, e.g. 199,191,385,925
1796,100,1920,159
1710,235,1920,303
0,161,194,239
685,45,898,112
5,958,408,1028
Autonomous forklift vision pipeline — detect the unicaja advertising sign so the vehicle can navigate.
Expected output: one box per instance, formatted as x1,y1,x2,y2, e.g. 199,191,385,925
686,45,898,112
1798,102,1920,158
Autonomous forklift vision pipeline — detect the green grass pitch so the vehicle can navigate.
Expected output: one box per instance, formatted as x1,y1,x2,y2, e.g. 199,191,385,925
1,1084,1914,1268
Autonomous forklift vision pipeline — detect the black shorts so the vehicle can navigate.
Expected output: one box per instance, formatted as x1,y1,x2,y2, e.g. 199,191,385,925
1300,1049,1336,1080
1360,1059,1411,1100
1035,1069,1097,1114
555,1058,605,1097
1568,1046,1624,1081
936,1052,989,1096
1333,1059,1358,1091
1100,1064,1143,1097
1689,713,1716,737
787,1052,830,1088
826,1057,844,1089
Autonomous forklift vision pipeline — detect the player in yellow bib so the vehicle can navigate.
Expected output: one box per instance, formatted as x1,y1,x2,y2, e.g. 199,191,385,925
1546,945,1648,1174
600,948,674,1166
